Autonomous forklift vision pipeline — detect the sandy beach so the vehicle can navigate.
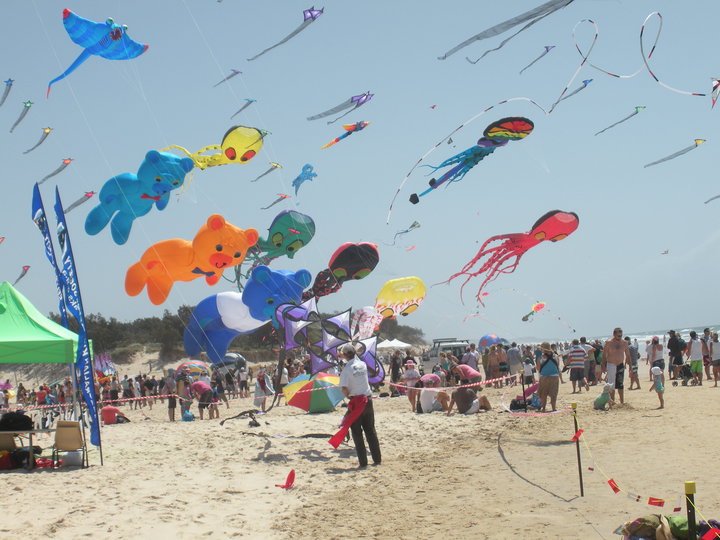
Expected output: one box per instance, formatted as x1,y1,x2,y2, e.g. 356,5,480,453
2,363,719,539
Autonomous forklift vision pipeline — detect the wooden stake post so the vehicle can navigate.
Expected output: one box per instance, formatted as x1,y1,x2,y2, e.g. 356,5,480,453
685,481,697,540
571,402,584,497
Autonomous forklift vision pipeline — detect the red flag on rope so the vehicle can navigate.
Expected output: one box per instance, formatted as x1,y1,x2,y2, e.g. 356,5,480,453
608,478,621,494
701,528,720,540
648,497,665,507
571,429,584,442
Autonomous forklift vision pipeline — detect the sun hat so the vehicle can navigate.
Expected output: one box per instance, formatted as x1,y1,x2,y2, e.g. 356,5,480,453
404,359,416,366
540,341,553,353
652,336,659,343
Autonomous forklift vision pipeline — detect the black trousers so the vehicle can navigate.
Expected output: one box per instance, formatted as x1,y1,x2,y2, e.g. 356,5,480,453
350,399,381,466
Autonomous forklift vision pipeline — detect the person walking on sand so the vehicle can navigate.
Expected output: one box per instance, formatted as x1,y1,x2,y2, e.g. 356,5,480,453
686,330,704,385
567,339,589,393
625,336,641,390
602,328,630,404
460,343,480,371
710,332,720,387
647,336,664,385
701,328,713,383
649,366,665,409
667,330,684,380
338,343,381,468
536,342,563,412
162,372,177,422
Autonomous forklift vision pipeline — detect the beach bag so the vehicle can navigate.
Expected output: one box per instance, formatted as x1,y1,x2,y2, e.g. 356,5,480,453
182,410,195,422
0,411,33,431
509,398,526,411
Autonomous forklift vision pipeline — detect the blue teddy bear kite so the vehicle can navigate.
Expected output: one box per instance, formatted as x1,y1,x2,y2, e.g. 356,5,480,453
85,150,194,245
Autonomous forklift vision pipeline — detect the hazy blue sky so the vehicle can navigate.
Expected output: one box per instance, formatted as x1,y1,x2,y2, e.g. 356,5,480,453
1,0,718,344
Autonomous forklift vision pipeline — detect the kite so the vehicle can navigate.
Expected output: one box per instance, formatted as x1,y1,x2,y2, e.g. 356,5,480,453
302,242,380,301
409,117,533,205
23,127,53,154
39,158,73,185
594,107,645,136
162,125,264,170
321,121,370,149
0,79,13,107
444,210,579,301
387,221,421,246
374,276,427,320
125,214,258,305
436,0,574,62
519,46,555,75
47,9,149,97
252,162,282,182
712,78,719,109
430,105,437,109
307,92,373,124
405,245,416,252
213,69,241,87
521,302,546,322
704,195,720,205
661,250,669,255
553,79,592,107
13,266,30,286
64,192,96,214
9,101,32,133
85,151,194,245
644,139,706,169
247,7,323,61
231,99,257,119
262,193,291,210
0,237,4,245
292,164,316,195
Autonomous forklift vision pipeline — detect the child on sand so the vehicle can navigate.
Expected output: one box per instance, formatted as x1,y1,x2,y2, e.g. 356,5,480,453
649,366,665,409
593,383,615,411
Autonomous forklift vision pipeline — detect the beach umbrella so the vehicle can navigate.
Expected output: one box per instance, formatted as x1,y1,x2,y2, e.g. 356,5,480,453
478,333,501,348
283,372,344,413
176,360,211,379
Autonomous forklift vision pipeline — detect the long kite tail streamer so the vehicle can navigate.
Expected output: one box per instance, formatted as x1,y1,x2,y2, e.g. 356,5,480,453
437,0,574,62
213,69,241,87
39,158,73,184
64,191,95,214
704,194,720,205
594,107,645,136
0,79,13,107
519,45,555,75
712,78,720,109
252,162,282,182
231,99,256,119
247,7,323,61
13,265,30,286
643,139,706,168
261,193,291,210
9,100,32,133
23,127,53,154
307,92,372,123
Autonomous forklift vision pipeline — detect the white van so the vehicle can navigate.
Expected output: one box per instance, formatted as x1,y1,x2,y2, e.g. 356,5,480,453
422,338,470,373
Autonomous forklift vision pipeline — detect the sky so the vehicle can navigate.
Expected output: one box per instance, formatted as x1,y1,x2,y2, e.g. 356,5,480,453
0,0,718,345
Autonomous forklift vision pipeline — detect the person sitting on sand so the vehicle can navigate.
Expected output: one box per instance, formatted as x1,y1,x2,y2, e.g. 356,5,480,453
101,404,130,425
446,387,492,415
648,366,665,409
418,374,450,413
593,383,615,411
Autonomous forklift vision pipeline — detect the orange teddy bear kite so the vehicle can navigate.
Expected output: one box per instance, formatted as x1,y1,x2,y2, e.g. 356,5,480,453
125,214,259,305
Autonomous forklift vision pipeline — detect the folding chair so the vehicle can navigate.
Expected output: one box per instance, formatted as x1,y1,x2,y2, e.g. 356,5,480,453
0,433,18,451
51,421,88,468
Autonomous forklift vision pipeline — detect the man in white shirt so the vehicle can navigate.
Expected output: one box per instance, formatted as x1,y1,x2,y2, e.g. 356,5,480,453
686,330,704,385
338,343,381,467
461,344,480,371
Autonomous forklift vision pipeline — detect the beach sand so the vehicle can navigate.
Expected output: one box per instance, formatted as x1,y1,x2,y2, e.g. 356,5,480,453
2,371,719,539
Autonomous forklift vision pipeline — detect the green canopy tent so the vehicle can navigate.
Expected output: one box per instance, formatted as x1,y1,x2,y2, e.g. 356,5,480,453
0,281,80,364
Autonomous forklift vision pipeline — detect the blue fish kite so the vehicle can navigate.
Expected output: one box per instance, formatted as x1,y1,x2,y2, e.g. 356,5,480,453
292,164,317,195
47,9,149,97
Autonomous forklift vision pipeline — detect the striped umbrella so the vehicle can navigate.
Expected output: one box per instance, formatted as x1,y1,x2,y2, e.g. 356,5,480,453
176,360,212,380
283,373,344,413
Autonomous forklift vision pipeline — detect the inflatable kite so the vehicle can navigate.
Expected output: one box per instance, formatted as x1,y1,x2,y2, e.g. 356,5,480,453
438,0,574,62
522,302,546,322
39,158,73,185
644,139,706,168
0,79,13,107
85,150,194,245
519,46,555,75
64,192,95,214
302,242,380,301
9,101,32,133
163,126,264,170
47,9,149,97
262,193,291,210
23,127,53,154
247,7,323,61
292,164,316,195
213,69,241,87
444,210,579,302
253,162,282,182
125,214,259,305
374,276,427,319
231,99,256,119
321,121,370,149
184,266,311,363
595,107,645,136
307,92,373,124
234,210,316,285
410,117,533,205
12,265,30,286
